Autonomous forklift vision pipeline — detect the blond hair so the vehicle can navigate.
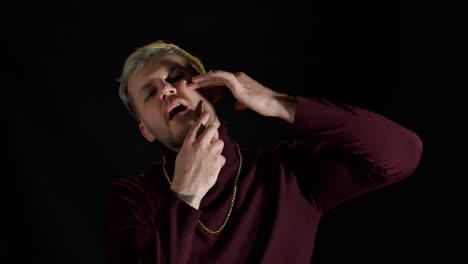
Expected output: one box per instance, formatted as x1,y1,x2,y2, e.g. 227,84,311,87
118,40,206,120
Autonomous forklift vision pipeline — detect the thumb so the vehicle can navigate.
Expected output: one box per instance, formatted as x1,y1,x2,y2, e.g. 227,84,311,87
234,100,248,111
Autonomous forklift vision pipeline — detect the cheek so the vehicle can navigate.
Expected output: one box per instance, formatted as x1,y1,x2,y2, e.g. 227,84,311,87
139,104,165,125
181,86,204,101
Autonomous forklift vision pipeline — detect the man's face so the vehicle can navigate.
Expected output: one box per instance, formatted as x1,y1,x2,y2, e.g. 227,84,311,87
127,54,218,151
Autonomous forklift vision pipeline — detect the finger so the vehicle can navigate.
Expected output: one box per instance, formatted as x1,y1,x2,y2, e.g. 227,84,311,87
191,71,223,82
188,79,224,90
204,123,219,144
186,111,210,143
211,139,224,155
197,123,219,146
217,155,226,168
211,119,221,142
211,129,219,143
207,119,221,143
191,70,231,84
211,119,221,139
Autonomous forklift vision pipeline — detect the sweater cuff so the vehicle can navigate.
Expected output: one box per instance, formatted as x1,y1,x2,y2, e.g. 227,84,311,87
158,187,202,229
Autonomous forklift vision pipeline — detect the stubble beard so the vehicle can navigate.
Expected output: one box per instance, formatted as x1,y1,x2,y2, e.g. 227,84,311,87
167,111,198,151
164,100,205,152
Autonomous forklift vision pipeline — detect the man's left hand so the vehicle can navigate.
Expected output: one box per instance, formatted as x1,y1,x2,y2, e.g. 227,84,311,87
188,70,281,117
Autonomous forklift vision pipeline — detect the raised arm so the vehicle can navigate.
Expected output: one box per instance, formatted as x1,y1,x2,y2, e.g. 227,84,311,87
284,96,423,212
188,70,423,212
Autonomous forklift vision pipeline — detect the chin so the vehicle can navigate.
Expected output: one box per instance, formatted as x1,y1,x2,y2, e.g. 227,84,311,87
170,126,192,151
167,111,199,151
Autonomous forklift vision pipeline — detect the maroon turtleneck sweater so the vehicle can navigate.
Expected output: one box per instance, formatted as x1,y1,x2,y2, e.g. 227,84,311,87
104,96,423,264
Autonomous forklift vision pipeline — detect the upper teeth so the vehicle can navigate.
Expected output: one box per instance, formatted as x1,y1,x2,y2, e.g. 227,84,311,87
171,104,181,111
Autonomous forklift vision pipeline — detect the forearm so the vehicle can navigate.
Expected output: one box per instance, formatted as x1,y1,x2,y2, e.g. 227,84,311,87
270,92,298,123
294,96,423,178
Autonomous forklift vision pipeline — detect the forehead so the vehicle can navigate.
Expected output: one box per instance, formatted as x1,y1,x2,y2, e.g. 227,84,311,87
132,53,188,80
127,54,189,92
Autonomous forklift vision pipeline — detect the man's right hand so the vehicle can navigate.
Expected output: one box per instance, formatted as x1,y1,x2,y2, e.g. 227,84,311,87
170,107,225,209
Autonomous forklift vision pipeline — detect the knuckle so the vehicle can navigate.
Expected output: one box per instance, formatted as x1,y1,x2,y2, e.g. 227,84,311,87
208,125,218,132
229,73,239,82
234,71,245,78
193,141,203,149
219,156,226,166
210,140,223,153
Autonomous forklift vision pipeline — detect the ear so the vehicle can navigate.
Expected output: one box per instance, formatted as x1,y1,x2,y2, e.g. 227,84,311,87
139,122,156,142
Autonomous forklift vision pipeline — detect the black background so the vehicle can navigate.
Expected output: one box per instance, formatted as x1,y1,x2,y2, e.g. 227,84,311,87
7,1,467,263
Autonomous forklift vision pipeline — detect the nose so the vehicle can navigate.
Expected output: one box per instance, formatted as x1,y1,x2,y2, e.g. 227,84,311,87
159,82,177,100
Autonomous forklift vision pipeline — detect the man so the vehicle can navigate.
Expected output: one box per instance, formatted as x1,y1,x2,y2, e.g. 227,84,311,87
105,40,423,263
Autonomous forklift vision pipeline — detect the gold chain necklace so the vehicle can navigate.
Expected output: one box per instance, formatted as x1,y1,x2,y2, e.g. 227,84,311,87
162,143,242,234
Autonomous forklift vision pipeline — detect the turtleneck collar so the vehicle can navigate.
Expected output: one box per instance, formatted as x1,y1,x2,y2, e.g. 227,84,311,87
159,119,240,209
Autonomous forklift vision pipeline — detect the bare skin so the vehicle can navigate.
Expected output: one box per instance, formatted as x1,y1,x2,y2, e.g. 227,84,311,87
171,109,225,209
127,56,297,209
189,70,297,123
180,70,299,209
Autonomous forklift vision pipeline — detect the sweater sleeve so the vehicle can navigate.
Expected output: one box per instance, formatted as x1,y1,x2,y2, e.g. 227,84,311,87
290,96,423,212
104,177,201,264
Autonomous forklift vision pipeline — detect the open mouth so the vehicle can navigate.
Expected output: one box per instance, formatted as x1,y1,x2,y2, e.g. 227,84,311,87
169,104,188,120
